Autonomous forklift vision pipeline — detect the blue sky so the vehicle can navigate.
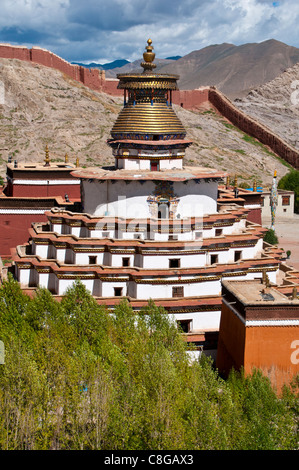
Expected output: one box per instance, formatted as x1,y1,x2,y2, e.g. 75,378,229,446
0,0,298,63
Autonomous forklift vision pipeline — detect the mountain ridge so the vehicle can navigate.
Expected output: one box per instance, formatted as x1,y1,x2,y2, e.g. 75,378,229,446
106,39,299,98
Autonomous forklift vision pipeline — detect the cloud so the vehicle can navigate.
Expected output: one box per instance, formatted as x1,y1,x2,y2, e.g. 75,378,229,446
0,0,298,63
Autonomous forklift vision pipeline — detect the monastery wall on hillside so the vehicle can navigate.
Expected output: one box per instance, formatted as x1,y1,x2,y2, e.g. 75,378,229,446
1,44,299,169
208,88,299,170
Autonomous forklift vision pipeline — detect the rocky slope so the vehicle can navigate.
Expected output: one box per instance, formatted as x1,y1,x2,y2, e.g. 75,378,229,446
234,62,299,151
0,57,291,187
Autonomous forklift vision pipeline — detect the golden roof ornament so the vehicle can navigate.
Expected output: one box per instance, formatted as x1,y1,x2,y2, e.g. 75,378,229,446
65,153,69,163
44,144,50,166
141,39,156,73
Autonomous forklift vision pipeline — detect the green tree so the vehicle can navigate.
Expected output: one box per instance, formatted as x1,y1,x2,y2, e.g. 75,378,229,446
0,278,298,450
278,170,299,213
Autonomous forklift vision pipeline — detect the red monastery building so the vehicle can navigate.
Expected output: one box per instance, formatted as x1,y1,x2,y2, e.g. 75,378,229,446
9,40,290,359
0,149,81,258
217,278,299,392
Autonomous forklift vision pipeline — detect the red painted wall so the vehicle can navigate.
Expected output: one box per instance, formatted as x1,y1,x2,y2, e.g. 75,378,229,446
0,213,48,258
7,183,81,199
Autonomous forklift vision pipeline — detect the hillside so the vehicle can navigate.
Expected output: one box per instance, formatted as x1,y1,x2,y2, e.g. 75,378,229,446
0,57,291,186
109,39,299,99
234,62,299,151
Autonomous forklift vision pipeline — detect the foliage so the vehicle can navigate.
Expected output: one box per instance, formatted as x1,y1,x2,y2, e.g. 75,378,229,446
263,228,278,245
278,170,299,213
0,274,298,450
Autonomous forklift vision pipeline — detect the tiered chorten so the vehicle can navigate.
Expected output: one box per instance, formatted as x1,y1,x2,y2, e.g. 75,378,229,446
11,40,283,357
108,38,191,172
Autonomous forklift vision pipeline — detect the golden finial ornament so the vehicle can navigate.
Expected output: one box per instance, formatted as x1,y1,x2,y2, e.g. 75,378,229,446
253,180,257,192
141,38,156,73
234,174,237,187
76,157,79,168
44,144,50,166
65,153,69,163
292,286,298,300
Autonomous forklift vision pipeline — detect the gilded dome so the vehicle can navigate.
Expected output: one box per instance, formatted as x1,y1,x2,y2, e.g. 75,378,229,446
110,39,186,140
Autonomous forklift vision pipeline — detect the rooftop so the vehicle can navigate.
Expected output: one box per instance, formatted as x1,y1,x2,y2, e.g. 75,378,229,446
222,279,299,305
71,165,227,181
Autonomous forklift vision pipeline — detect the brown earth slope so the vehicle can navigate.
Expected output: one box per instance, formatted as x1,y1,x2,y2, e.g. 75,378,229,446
0,57,291,187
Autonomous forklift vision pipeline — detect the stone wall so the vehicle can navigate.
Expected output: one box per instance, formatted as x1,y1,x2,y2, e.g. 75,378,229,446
0,43,105,91
208,87,299,170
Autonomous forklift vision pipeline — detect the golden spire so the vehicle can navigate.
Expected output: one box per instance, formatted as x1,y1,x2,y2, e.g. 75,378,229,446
65,153,69,163
253,179,257,192
44,144,50,166
141,39,156,73
234,174,238,187
76,157,80,168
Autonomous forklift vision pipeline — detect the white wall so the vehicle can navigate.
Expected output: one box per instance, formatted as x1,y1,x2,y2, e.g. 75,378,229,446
82,179,218,219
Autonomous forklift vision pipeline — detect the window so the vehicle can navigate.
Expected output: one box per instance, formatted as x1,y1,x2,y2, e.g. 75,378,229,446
168,235,178,240
89,256,97,264
169,258,180,268
150,161,159,171
234,250,242,262
134,234,141,239
195,231,203,239
114,287,123,297
282,196,290,206
172,286,184,297
122,257,130,267
210,254,218,265
102,231,109,237
177,319,191,333
215,228,223,236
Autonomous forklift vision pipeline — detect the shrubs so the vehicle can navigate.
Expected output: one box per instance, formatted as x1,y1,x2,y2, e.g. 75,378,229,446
263,228,278,245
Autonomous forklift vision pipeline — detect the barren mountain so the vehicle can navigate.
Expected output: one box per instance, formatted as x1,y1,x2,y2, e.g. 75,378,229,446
109,39,299,99
0,57,291,187
234,62,299,150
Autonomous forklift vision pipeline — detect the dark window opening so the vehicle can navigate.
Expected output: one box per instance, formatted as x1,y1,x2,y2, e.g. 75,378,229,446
177,319,191,333
114,287,123,297
172,286,184,297
282,196,290,206
234,250,242,262
215,228,223,236
153,135,160,141
169,258,180,268
210,254,218,265
89,256,97,264
122,257,130,267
